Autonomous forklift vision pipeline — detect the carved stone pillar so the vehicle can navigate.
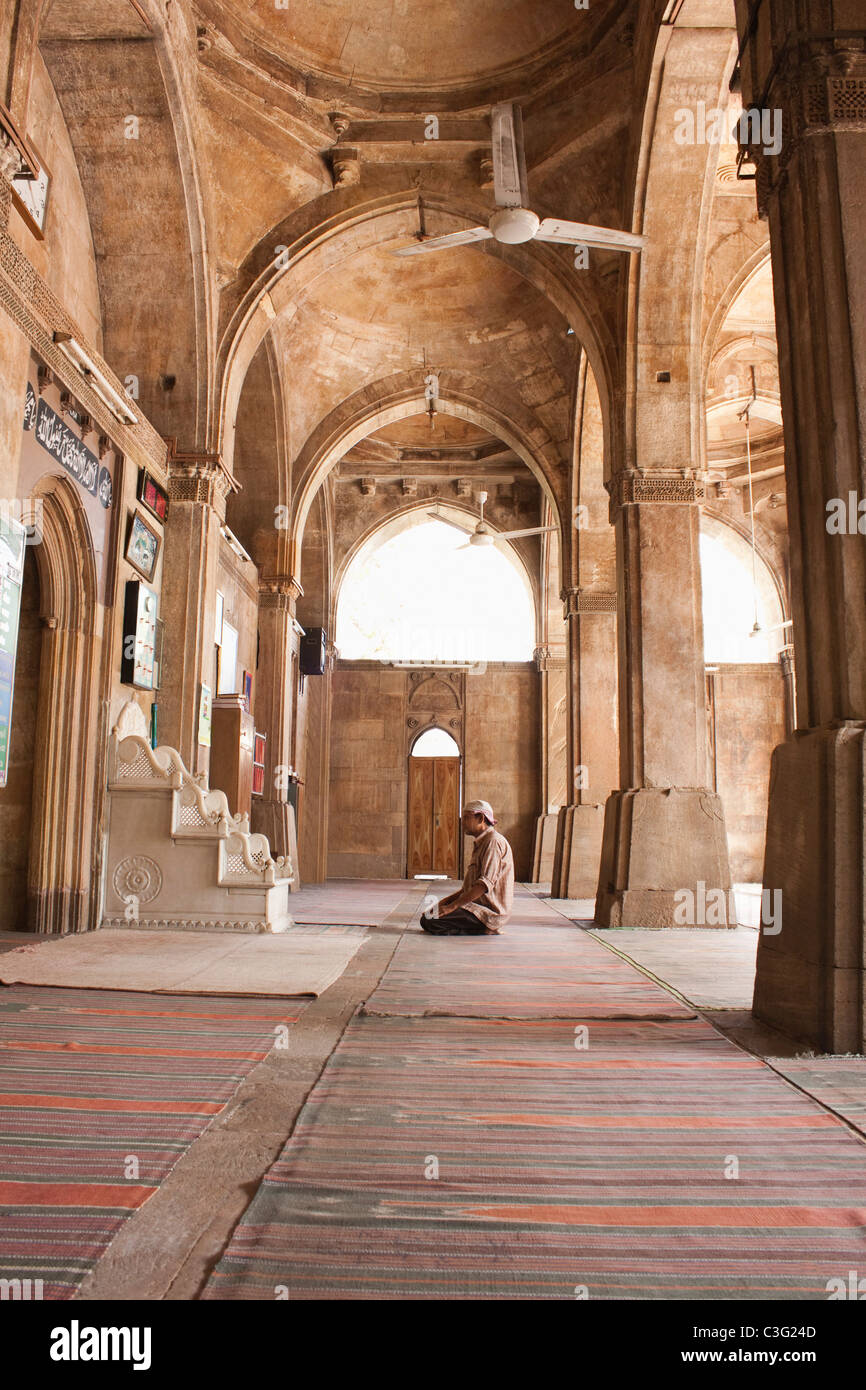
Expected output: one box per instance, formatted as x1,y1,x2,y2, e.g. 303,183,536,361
551,588,618,898
595,473,732,926
250,576,302,884
735,8,866,1049
161,452,237,774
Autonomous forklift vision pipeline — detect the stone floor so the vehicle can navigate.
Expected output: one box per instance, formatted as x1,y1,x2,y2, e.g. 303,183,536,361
1,879,864,1300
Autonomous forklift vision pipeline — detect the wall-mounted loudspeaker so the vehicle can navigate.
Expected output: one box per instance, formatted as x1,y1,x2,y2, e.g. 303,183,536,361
299,626,326,676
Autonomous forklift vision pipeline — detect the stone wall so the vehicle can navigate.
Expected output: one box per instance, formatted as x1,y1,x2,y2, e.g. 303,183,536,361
327,662,540,881
710,663,786,882
464,665,540,880
216,538,258,701
14,50,103,350
328,664,407,879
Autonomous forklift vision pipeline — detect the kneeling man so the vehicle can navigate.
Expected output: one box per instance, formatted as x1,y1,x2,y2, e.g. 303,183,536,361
421,800,514,936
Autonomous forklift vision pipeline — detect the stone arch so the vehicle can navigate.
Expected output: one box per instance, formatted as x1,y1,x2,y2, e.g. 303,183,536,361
27,473,102,932
287,371,567,587
215,189,620,480
702,244,774,389
408,677,460,712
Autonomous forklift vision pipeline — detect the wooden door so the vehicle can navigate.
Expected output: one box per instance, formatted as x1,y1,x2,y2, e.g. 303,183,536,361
407,756,460,877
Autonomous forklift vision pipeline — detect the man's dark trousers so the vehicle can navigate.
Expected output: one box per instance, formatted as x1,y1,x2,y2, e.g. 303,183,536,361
420,909,495,935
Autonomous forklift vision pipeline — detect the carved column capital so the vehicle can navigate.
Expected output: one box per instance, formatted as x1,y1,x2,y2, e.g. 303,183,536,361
779,646,795,679
740,37,866,216
533,644,551,669
533,644,567,671
561,587,617,620
167,450,238,521
258,575,303,612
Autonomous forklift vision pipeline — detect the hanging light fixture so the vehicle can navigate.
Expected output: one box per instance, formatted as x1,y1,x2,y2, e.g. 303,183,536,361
424,370,439,430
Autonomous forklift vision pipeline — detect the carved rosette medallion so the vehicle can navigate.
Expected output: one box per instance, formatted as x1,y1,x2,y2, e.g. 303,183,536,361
113,855,163,904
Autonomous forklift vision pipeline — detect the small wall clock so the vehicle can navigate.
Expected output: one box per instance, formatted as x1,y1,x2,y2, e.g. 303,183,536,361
11,146,50,239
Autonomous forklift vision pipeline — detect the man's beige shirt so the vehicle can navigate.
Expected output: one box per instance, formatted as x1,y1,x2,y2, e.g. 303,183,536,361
463,827,515,931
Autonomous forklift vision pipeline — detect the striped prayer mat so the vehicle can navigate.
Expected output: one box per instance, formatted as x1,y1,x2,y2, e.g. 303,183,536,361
768,1057,866,1136
290,879,423,925
203,1014,866,1300
0,985,308,1299
365,923,695,1019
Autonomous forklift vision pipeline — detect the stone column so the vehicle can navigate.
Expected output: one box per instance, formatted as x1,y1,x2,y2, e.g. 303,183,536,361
551,588,618,898
595,473,732,926
735,7,866,1049
296,638,336,884
250,575,302,881
531,642,567,884
161,453,236,775
779,647,796,737
0,162,31,500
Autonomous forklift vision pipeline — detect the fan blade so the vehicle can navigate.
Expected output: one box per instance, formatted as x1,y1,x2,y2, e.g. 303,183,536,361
491,102,529,209
391,227,493,257
535,218,646,252
495,525,557,542
427,509,477,536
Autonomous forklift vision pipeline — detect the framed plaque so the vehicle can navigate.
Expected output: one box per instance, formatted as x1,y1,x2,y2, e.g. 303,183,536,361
125,510,161,582
137,468,169,524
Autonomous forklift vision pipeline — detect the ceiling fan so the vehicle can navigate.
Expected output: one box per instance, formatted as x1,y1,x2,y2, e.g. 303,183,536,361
428,493,555,550
392,102,646,258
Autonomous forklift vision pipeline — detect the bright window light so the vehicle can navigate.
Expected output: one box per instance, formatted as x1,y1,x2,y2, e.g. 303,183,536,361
700,517,785,663
411,727,460,757
336,515,535,662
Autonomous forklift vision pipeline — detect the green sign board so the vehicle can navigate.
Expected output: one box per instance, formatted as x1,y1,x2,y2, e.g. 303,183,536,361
0,513,26,788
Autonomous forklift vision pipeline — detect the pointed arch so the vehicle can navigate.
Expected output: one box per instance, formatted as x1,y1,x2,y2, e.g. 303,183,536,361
215,189,620,481
27,474,102,932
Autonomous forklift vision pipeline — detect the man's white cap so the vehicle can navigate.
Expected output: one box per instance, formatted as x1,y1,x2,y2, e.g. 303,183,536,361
464,799,496,824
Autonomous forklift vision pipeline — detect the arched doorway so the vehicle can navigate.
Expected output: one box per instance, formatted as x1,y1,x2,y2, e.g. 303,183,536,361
0,545,41,930
0,477,101,932
408,726,461,878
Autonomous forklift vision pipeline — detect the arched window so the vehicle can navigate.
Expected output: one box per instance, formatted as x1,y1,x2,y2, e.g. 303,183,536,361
411,727,460,757
336,513,535,662
700,515,786,663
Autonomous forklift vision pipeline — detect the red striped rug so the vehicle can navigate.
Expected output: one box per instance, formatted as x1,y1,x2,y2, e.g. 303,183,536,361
0,985,308,1299
203,1015,866,1300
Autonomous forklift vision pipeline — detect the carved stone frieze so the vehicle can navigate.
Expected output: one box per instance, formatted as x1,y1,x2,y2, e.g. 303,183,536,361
607,472,706,512
561,589,617,620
